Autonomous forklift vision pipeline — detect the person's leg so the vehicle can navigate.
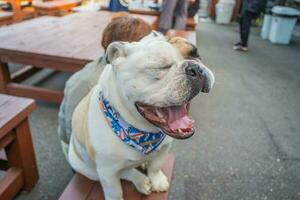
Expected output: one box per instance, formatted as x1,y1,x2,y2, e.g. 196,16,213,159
158,0,178,34
234,11,254,51
240,11,254,47
239,13,245,45
173,0,189,29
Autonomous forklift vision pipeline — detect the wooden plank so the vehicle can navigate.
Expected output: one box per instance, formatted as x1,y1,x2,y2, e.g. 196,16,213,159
0,131,15,149
6,83,64,103
0,167,24,200
5,118,38,190
0,94,35,138
0,50,89,72
0,11,13,19
58,173,96,200
0,11,14,26
0,61,10,93
33,0,80,11
59,154,175,200
11,66,42,83
129,8,160,16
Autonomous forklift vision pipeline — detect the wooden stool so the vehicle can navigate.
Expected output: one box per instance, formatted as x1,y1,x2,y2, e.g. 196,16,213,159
33,0,81,16
0,11,13,26
0,94,39,200
59,154,175,200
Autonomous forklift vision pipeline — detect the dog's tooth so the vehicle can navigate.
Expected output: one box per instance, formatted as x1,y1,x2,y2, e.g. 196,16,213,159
161,118,166,123
178,129,183,133
156,109,164,118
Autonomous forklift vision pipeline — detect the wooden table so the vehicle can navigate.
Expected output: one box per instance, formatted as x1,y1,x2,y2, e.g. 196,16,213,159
0,11,13,26
3,0,35,22
0,11,158,103
59,154,175,200
0,94,38,200
33,0,81,16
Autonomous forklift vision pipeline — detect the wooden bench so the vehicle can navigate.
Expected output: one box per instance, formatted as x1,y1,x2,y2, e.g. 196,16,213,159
33,0,81,16
0,94,39,200
59,154,175,200
0,11,13,26
1,0,36,22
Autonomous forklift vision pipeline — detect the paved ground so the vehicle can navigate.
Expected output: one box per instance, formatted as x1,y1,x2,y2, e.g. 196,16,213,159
14,21,300,200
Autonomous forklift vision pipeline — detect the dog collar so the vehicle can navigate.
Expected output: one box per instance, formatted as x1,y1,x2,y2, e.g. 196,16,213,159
99,92,166,155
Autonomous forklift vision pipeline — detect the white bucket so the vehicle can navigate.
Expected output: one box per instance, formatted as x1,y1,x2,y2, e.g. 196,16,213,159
261,14,272,39
268,6,300,44
216,1,235,24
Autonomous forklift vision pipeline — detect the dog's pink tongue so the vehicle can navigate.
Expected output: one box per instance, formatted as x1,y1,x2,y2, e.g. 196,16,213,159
167,106,194,130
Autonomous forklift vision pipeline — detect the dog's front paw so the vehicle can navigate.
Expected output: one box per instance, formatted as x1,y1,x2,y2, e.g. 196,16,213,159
148,170,169,192
135,176,152,195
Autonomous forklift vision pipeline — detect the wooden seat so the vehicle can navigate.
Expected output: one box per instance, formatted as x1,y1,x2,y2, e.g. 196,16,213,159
0,11,13,26
33,0,81,16
59,154,175,200
0,94,39,200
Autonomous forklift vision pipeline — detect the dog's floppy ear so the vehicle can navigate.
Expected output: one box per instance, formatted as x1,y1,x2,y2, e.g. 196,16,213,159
105,42,128,64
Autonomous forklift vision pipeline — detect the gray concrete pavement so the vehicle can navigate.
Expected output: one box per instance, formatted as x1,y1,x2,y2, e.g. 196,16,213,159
14,21,300,200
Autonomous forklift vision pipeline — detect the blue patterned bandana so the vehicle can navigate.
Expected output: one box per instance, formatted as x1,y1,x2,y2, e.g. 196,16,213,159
99,92,166,155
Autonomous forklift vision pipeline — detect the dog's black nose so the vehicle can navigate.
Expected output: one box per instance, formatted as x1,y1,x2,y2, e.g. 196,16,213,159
185,64,202,77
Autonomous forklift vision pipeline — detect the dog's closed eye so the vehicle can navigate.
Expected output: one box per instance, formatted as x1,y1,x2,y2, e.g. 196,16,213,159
161,64,173,70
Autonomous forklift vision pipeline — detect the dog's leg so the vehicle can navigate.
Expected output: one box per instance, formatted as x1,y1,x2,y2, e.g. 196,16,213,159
147,144,171,192
120,168,151,195
96,167,123,200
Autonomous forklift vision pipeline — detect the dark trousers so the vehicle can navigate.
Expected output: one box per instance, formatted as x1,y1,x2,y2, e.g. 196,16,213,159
239,11,257,46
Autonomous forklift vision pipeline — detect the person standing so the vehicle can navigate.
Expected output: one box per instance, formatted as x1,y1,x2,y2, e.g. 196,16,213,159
158,0,194,34
233,0,267,52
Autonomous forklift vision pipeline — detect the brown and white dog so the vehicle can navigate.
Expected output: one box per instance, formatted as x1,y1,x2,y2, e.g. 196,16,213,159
69,32,214,200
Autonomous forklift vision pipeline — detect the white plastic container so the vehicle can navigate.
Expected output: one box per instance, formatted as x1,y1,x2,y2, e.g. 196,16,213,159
216,0,235,24
268,6,300,44
261,14,272,39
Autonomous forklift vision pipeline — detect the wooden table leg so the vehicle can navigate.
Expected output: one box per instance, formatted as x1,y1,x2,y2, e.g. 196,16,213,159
0,61,10,93
5,118,39,191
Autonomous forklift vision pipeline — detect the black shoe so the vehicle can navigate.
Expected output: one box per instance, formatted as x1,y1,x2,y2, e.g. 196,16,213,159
233,42,248,52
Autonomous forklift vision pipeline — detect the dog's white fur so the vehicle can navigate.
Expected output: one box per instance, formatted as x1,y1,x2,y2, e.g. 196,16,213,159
68,32,214,200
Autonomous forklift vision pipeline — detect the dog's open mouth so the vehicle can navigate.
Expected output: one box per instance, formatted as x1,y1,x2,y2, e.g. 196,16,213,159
135,103,194,139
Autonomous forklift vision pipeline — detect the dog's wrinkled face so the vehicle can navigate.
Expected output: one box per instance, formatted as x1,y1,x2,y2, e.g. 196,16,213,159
105,32,215,139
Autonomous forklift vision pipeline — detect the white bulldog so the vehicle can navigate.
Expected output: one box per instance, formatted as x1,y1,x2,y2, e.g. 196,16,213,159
68,32,215,200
